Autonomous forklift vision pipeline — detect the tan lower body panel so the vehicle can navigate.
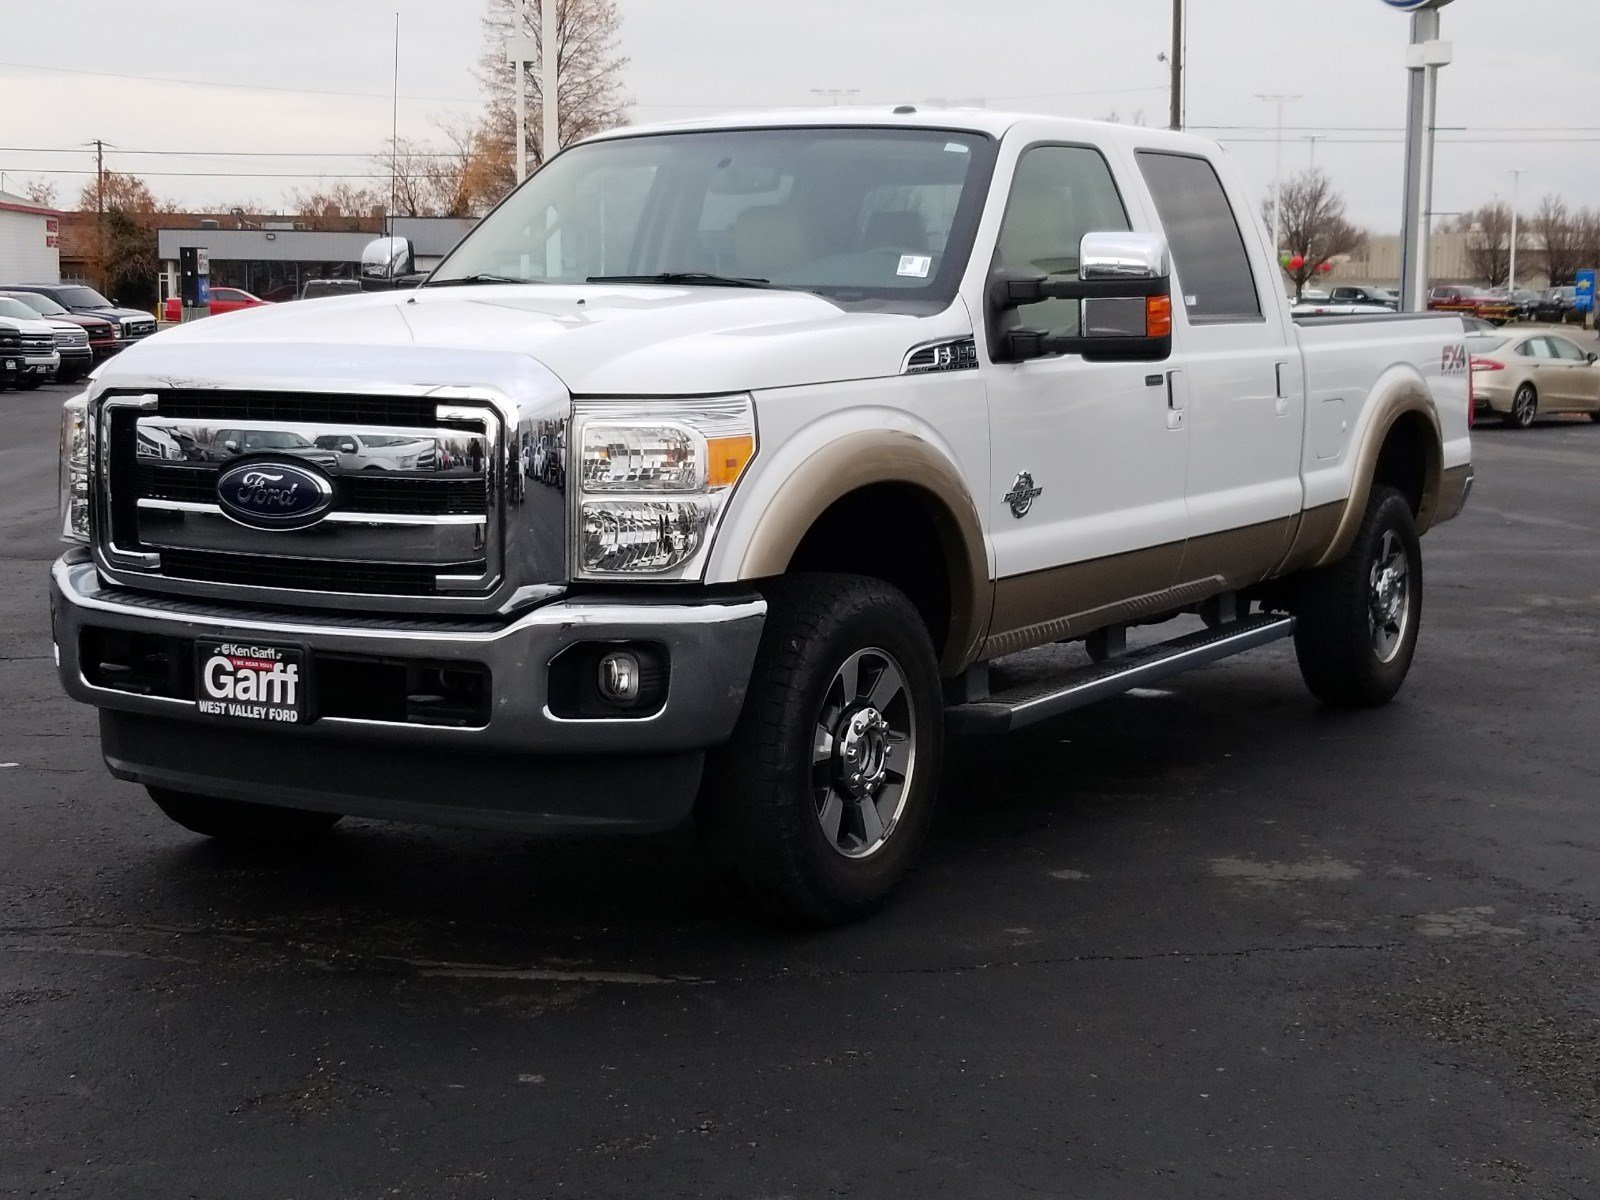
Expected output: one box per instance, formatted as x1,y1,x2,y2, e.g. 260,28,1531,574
983,517,1296,660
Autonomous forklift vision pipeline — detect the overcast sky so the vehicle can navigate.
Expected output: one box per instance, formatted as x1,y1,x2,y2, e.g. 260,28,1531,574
2,0,1596,232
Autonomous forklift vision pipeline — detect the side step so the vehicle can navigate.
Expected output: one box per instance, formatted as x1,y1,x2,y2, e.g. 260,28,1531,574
946,614,1297,736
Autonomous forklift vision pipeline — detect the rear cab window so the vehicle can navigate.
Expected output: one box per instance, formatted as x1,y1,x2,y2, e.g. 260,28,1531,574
1135,151,1263,324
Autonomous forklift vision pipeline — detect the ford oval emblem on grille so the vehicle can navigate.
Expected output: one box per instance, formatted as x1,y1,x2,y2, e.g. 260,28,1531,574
215,459,335,530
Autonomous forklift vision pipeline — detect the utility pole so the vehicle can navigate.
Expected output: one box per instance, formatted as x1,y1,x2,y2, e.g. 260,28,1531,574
90,138,107,292
1507,168,1524,293
1168,0,1185,131
1256,95,1300,259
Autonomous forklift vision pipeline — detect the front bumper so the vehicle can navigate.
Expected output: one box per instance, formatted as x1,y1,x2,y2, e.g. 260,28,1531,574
53,556,766,832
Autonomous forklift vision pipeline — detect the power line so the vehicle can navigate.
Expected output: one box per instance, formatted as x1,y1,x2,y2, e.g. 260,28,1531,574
0,58,480,104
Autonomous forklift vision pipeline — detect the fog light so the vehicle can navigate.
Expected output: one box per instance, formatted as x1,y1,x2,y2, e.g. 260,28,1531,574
597,651,640,702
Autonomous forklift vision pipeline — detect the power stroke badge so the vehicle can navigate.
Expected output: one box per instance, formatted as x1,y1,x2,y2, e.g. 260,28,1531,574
195,641,309,724
1004,471,1043,519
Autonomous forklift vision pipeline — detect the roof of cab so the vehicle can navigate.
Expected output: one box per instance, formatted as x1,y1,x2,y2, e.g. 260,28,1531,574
576,106,1217,154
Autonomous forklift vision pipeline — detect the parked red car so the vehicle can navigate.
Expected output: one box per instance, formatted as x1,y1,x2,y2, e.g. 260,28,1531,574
162,287,273,322
1427,285,1516,325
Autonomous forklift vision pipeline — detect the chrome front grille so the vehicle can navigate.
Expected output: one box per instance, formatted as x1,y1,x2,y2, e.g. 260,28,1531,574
21,332,54,354
55,327,90,348
96,390,505,609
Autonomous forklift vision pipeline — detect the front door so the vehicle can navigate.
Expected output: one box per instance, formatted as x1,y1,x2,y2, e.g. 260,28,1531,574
1133,150,1304,587
982,142,1190,652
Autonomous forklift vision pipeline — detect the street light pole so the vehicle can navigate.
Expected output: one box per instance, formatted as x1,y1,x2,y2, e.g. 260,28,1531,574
1508,168,1523,292
1257,94,1300,258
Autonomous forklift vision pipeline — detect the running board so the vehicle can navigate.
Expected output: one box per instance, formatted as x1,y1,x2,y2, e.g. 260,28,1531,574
946,614,1297,736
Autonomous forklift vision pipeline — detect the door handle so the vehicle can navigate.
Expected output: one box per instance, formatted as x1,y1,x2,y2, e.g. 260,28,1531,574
1165,369,1185,430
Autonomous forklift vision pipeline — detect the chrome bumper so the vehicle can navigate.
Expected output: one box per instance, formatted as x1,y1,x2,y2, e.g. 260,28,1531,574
52,555,765,756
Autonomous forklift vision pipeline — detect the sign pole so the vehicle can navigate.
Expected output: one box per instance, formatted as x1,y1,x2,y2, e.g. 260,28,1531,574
1395,0,1454,312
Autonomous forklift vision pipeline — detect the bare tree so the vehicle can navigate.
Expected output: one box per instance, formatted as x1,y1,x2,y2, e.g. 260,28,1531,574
1576,208,1600,279
1533,194,1585,286
476,0,630,186
23,178,58,207
290,182,385,231
1261,169,1367,300
1452,203,1514,289
372,123,512,220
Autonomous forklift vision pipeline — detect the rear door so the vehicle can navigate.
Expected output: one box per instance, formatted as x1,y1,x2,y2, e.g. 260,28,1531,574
1546,334,1597,406
1133,149,1304,587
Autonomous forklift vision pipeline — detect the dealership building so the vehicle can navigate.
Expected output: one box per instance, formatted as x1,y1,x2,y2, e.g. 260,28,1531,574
155,216,475,303
0,190,63,283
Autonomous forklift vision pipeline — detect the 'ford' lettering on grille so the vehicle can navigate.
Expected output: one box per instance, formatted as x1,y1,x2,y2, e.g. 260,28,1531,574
215,460,335,530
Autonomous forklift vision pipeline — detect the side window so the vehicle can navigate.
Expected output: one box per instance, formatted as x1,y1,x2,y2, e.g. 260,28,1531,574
994,144,1130,334
1529,338,1556,360
1137,151,1262,324
1550,337,1586,362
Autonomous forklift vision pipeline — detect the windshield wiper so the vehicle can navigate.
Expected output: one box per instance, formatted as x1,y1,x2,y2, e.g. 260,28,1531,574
422,273,540,288
585,272,775,290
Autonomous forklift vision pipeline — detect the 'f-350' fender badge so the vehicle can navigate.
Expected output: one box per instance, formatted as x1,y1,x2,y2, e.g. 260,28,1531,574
1004,471,1043,518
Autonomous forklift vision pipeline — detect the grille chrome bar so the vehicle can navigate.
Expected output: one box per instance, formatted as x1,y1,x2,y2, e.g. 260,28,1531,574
137,498,487,527
98,390,504,603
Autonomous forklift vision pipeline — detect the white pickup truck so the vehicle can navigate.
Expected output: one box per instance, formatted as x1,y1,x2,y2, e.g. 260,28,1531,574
52,109,1472,923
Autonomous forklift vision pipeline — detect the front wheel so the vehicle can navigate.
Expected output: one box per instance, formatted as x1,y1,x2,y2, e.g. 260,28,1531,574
148,787,343,843
1506,383,1538,428
1292,485,1423,708
697,574,944,925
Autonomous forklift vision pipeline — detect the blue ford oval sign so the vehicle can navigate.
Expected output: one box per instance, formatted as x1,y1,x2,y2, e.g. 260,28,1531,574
215,459,335,530
1381,0,1452,10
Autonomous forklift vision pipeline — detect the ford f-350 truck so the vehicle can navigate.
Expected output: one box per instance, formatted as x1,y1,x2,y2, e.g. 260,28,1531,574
52,110,1473,923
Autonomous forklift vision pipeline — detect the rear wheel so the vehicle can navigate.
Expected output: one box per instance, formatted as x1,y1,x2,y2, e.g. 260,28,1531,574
148,787,343,843
697,573,943,925
1292,485,1423,708
1506,383,1538,428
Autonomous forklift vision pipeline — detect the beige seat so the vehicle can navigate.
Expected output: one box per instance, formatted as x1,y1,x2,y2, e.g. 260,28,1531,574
732,204,808,278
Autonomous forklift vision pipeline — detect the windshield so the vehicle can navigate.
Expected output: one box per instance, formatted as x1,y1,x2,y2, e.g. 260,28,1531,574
429,126,996,307
54,286,115,308
0,298,41,321
1,291,66,316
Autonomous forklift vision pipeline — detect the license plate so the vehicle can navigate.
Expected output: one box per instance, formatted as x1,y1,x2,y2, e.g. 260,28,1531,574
194,640,311,725
2,359,16,371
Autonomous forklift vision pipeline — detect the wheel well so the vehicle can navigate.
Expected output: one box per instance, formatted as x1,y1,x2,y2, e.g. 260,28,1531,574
1372,411,1436,517
787,485,954,655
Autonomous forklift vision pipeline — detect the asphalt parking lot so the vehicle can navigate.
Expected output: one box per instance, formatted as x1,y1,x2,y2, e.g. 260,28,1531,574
2,374,1598,1199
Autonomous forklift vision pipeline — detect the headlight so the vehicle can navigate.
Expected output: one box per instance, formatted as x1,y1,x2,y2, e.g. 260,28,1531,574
572,397,756,579
59,394,91,543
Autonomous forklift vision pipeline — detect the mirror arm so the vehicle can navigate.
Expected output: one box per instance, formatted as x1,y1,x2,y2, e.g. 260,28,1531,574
993,272,1170,310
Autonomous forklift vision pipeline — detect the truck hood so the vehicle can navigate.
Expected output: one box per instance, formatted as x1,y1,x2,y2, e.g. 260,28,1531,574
100,284,971,395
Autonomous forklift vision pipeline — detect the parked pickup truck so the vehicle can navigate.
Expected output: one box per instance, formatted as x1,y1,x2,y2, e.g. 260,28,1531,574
51,110,1473,923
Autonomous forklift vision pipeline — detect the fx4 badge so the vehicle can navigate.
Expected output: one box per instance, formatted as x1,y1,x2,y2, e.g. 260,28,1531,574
1004,471,1043,519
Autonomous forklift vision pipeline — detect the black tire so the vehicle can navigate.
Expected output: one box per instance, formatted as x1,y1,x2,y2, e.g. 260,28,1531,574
1292,485,1423,708
148,787,343,843
697,573,944,926
1505,383,1538,429
17,377,42,391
